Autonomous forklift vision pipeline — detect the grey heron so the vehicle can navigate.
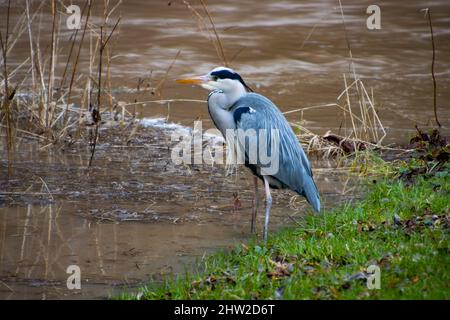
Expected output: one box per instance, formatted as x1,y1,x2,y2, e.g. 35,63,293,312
177,66,320,241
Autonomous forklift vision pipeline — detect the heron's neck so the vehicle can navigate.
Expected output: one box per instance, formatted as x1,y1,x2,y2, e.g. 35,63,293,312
226,85,247,107
210,85,247,110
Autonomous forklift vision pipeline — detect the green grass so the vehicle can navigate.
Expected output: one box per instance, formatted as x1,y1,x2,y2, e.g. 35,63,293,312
119,160,449,300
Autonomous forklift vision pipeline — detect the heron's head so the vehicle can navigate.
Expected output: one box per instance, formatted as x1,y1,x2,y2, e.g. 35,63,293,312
176,67,252,93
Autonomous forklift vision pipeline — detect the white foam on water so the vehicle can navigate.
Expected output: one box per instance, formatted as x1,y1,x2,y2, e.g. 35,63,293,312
139,117,225,145
140,117,190,132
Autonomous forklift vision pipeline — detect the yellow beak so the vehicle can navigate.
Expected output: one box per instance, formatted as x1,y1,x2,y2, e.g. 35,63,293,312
175,76,208,85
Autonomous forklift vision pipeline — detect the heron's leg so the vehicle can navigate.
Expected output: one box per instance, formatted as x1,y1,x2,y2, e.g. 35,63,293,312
251,176,259,233
262,176,272,242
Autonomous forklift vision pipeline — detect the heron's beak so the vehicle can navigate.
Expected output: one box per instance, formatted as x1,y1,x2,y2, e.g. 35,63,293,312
176,75,208,85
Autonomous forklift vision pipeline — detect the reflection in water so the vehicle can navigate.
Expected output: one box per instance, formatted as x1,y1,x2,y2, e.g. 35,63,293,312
0,204,248,299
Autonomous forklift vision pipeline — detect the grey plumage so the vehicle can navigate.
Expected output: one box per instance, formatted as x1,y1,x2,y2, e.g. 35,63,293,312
230,93,321,212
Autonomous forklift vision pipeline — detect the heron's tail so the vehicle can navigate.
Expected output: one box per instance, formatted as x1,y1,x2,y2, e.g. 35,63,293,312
301,177,321,213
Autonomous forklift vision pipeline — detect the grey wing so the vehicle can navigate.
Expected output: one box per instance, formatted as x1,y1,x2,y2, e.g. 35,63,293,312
231,93,320,212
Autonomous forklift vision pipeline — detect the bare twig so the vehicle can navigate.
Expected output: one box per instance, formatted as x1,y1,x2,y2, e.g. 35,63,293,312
88,17,121,168
422,8,441,127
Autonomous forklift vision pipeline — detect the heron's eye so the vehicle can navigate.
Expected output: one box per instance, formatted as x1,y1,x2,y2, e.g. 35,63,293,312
211,75,219,81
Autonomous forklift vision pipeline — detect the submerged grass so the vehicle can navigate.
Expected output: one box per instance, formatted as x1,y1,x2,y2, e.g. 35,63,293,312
119,159,449,300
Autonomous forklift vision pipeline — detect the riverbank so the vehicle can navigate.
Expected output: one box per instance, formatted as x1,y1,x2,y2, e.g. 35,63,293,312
120,155,449,299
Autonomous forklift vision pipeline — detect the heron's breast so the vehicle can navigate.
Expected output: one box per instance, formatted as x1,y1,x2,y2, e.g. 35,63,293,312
207,97,236,136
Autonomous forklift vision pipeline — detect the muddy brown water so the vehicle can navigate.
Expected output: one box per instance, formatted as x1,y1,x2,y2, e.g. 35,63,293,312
1,0,449,299
1,121,355,299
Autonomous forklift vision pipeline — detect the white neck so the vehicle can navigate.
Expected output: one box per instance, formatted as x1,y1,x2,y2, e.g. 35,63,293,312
226,83,247,107
207,81,246,136
211,80,246,109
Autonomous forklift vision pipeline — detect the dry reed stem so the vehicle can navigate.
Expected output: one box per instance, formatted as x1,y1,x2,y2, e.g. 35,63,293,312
45,0,57,129
154,50,181,98
62,0,92,131
183,0,228,66
199,0,228,66
0,0,14,174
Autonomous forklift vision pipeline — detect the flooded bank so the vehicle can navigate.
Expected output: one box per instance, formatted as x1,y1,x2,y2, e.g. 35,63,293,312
0,121,356,299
